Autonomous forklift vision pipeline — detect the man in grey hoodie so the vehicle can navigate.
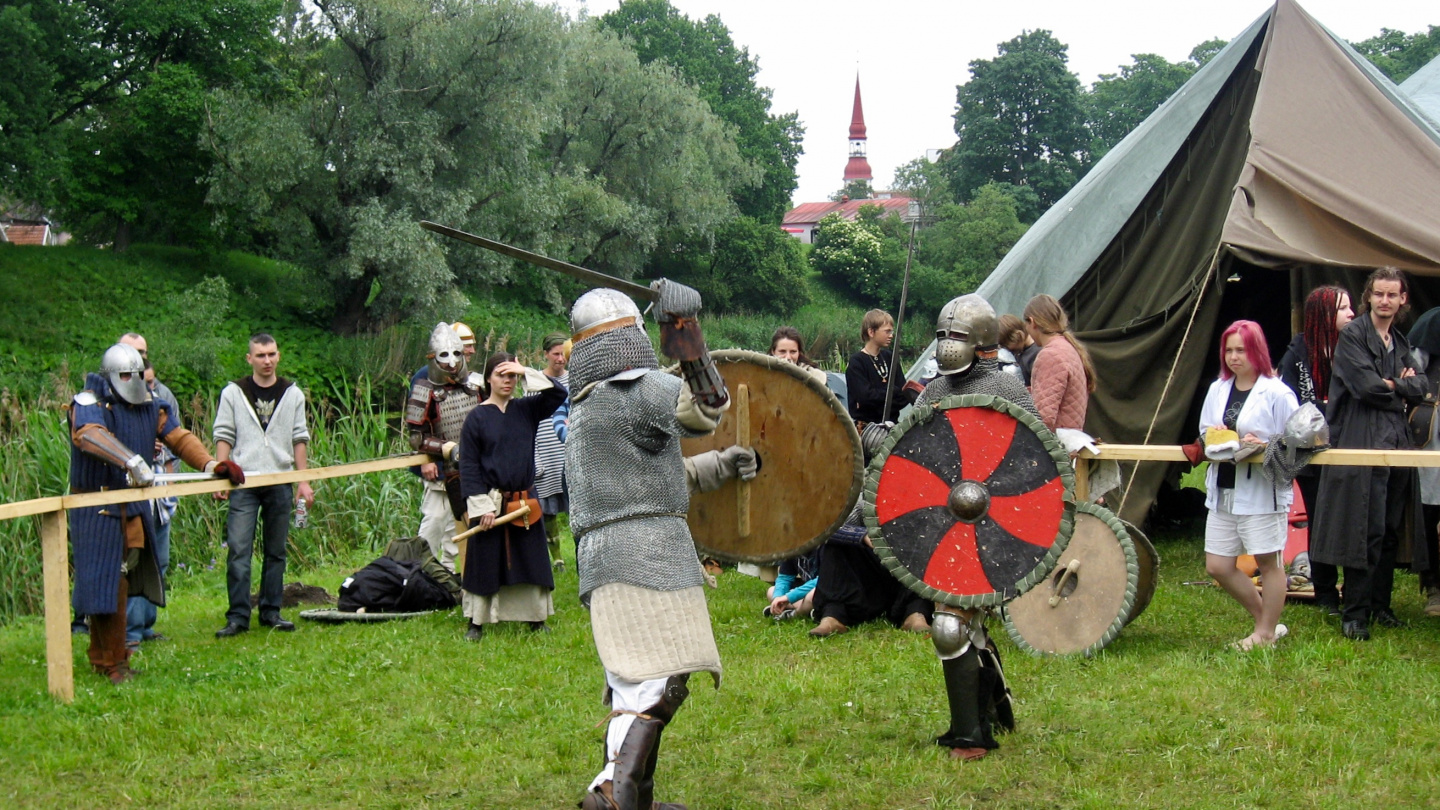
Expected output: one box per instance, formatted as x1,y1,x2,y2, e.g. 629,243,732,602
213,333,314,637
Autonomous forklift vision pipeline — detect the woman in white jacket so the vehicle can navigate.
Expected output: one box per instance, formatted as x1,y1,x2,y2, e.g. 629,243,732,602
1201,320,1299,651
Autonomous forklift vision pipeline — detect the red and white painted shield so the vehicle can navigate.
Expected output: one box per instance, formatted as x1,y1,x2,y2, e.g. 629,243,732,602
863,394,1075,608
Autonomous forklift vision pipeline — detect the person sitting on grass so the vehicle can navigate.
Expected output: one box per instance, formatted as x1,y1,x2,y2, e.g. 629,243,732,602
1199,320,1298,651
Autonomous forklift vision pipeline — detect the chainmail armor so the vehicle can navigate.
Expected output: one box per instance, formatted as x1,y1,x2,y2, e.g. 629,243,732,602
567,325,659,396
568,371,712,602
433,386,477,443
915,357,1040,421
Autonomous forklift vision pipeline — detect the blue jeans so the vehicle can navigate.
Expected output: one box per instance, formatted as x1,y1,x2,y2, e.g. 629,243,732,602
126,517,171,642
225,484,292,626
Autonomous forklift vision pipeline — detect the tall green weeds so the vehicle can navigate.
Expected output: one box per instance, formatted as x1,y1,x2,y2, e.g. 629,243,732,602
0,381,418,625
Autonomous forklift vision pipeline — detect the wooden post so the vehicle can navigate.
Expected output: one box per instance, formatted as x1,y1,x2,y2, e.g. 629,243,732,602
1073,456,1090,503
40,510,74,704
736,383,751,538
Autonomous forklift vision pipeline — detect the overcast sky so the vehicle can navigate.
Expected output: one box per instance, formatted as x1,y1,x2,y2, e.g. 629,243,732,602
555,0,1437,206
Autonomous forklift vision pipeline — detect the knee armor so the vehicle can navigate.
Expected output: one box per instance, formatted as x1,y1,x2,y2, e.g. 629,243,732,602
931,611,969,660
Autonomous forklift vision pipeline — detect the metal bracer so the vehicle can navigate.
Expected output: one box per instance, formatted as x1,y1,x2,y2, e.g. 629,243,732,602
75,424,152,487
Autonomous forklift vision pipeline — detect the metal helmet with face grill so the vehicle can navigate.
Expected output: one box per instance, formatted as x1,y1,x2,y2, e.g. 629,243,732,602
934,294,999,376
428,322,468,384
101,343,149,405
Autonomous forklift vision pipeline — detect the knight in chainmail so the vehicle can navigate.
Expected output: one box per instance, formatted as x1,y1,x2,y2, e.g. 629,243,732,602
406,323,482,571
567,285,756,810
916,294,1028,761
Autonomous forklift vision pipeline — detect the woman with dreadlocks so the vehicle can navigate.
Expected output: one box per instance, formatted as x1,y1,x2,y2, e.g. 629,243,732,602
1277,286,1354,615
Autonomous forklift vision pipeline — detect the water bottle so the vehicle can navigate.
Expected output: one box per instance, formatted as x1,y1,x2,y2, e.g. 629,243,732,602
294,497,309,529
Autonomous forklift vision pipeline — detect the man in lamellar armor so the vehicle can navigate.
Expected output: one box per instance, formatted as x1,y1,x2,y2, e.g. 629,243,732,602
407,322,483,571
70,344,244,684
917,294,1035,761
567,284,756,810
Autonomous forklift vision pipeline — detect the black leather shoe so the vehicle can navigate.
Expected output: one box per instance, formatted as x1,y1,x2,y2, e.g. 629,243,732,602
1372,609,1405,628
1313,596,1341,617
215,622,249,638
528,621,551,633
1341,620,1370,641
464,623,484,642
260,616,296,632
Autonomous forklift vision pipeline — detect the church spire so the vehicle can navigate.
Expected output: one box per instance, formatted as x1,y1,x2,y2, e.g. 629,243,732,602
843,74,873,185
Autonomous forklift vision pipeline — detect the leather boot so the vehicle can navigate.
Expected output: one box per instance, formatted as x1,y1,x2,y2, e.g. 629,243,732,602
90,578,136,684
611,675,690,810
977,642,1015,733
937,647,997,756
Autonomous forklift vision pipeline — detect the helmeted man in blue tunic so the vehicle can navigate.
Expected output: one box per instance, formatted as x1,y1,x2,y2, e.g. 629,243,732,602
69,343,244,684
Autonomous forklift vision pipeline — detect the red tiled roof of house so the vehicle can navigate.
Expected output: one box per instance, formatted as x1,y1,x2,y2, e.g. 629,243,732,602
2,224,50,245
782,196,912,226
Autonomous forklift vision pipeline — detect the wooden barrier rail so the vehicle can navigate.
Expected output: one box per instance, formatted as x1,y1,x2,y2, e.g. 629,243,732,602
1070,444,1440,501
0,453,429,703
5,444,1440,702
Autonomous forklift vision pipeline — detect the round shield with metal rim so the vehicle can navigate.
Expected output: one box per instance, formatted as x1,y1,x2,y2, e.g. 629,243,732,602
1003,502,1139,657
677,350,863,564
864,393,1075,609
1119,518,1159,626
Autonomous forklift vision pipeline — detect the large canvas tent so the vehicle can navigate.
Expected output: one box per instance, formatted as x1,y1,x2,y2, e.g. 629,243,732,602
912,0,1440,525
1400,54,1440,127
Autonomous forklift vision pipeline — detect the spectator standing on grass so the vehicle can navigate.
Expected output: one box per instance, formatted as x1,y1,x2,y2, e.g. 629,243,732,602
532,333,571,571
1311,267,1432,641
1277,285,1353,614
1397,306,1440,618
998,314,1039,385
1023,294,1095,433
1200,320,1298,651
846,309,903,425
213,333,314,638
457,352,566,640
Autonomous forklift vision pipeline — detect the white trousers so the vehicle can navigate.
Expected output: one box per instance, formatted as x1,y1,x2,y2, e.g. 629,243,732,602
588,671,667,790
417,485,458,572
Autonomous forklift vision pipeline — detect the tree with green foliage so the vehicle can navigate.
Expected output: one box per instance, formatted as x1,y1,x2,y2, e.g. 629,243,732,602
1353,26,1440,83
0,0,282,246
915,184,1029,299
598,0,803,224
1086,54,1197,160
829,179,874,202
941,30,1088,212
203,0,750,332
811,213,885,302
677,217,809,316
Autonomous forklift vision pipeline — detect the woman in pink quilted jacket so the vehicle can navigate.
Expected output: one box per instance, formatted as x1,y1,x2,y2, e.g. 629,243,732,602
1023,295,1096,432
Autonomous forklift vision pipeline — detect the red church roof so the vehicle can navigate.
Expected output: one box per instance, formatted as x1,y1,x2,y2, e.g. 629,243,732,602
782,196,913,226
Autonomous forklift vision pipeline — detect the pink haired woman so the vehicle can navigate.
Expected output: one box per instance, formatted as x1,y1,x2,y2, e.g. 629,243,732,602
1200,320,1299,650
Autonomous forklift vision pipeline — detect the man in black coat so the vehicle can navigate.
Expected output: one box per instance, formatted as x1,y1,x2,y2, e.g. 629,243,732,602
1310,267,1433,640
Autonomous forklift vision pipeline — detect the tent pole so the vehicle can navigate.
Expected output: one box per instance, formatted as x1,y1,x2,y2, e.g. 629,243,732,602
1117,244,1224,515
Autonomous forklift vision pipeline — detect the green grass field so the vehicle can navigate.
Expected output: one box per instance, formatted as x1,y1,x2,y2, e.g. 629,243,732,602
3,533,1439,810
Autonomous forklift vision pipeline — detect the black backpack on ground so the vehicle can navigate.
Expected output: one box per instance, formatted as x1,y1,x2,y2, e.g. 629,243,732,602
337,555,458,613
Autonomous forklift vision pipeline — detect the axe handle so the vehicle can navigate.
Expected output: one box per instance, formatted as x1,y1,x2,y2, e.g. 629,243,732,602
452,503,532,544
737,384,751,538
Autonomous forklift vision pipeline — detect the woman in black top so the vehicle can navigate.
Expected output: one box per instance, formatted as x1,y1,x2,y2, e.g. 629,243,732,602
846,309,902,424
1276,285,1352,613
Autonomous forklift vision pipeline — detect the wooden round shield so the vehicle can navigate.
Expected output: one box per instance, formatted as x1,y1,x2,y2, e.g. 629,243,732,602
677,350,863,564
1003,502,1139,657
1120,518,1160,626
864,394,1075,609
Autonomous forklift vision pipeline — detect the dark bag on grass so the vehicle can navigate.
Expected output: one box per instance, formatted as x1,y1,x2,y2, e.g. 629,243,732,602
337,556,457,613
